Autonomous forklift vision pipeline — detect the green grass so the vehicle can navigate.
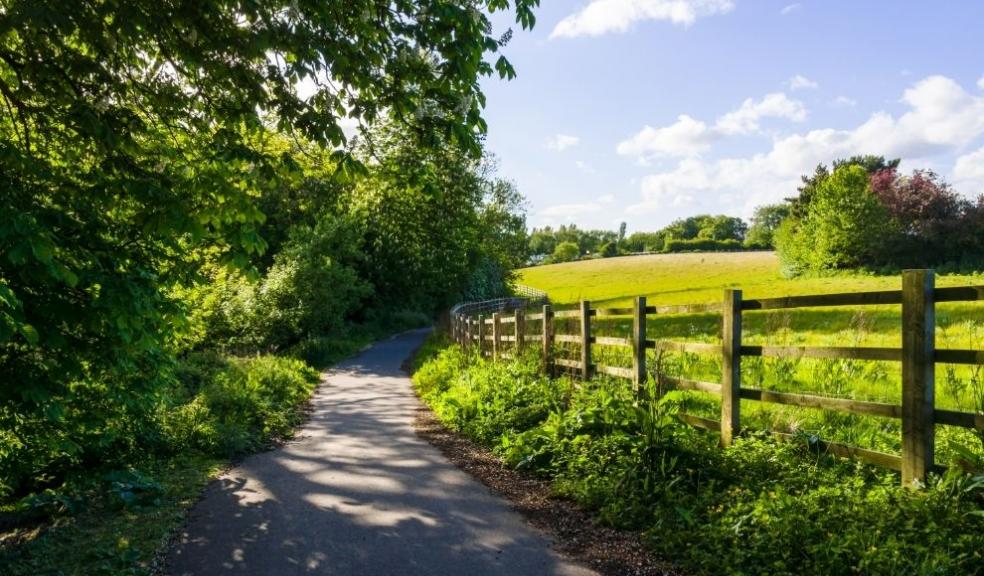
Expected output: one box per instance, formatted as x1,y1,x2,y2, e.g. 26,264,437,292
518,251,984,308
518,252,984,465
0,455,222,576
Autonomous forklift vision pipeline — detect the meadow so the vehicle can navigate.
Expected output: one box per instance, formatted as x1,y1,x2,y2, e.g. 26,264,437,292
517,252,984,465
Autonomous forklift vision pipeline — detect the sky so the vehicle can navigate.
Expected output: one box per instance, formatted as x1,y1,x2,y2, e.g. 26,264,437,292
479,0,984,232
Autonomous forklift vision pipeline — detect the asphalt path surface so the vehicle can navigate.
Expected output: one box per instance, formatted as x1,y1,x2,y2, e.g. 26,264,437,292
168,328,597,576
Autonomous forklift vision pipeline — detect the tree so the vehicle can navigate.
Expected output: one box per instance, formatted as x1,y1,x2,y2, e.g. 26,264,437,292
551,241,581,263
0,0,539,496
529,227,558,258
478,179,529,272
744,204,790,248
788,156,900,218
664,215,746,242
600,241,618,258
618,221,627,247
777,165,894,271
624,231,666,253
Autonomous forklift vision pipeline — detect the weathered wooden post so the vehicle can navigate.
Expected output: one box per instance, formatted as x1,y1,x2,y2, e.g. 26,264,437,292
721,289,742,446
580,300,592,380
492,312,502,360
542,304,553,376
515,308,525,353
902,269,935,487
632,296,647,394
477,314,485,357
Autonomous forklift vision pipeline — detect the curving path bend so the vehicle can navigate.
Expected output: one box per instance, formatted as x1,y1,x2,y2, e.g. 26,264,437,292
168,328,597,576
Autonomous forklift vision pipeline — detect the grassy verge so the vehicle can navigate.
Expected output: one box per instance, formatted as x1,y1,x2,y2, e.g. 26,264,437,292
1,456,221,576
0,320,424,576
412,336,984,576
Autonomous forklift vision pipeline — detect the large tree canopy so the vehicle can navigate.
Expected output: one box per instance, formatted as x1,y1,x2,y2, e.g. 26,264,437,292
0,0,537,462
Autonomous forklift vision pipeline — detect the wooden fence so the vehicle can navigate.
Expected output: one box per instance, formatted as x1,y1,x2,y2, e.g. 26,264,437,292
450,269,984,487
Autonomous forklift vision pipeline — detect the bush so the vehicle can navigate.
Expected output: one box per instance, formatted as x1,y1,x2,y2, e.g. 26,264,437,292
163,354,319,457
413,338,984,576
178,217,372,355
663,238,743,253
551,241,581,263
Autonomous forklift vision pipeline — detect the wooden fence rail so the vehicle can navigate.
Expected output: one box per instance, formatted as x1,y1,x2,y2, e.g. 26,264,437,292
449,269,984,486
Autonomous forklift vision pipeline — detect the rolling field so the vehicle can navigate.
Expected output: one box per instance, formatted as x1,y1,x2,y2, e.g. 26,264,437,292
517,252,984,462
518,251,984,308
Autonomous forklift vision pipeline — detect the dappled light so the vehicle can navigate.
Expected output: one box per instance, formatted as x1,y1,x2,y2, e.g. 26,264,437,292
168,329,594,576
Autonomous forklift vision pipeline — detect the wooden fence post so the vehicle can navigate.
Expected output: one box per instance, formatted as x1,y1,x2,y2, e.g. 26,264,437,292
632,296,647,394
721,289,742,446
580,300,592,380
542,304,553,377
477,314,485,357
515,308,525,353
902,269,935,487
492,312,502,361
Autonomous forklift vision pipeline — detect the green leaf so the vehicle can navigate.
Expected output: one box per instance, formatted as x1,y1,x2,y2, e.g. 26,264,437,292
20,323,39,345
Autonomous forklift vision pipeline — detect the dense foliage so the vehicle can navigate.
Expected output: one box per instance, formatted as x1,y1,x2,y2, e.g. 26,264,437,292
0,0,536,524
413,339,984,575
743,204,790,249
777,157,984,274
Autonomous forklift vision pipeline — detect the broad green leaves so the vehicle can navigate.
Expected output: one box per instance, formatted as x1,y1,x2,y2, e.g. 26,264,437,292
0,0,539,498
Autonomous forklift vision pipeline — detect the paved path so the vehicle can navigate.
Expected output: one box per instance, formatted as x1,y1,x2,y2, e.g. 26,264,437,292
168,329,596,576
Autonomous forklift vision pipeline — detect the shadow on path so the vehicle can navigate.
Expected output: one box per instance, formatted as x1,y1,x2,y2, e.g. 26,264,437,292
167,329,595,576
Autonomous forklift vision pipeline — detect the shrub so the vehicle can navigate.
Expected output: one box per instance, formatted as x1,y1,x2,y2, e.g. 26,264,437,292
164,355,319,457
551,241,581,263
663,238,743,252
413,337,984,576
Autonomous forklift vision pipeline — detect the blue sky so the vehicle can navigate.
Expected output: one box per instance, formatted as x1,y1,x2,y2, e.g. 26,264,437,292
480,1,984,232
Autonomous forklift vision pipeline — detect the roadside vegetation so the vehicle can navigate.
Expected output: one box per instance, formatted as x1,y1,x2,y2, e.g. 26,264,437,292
413,338,984,575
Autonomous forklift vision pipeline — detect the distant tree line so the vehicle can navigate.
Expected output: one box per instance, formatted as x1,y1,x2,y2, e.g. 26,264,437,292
528,212,775,264
529,154,984,272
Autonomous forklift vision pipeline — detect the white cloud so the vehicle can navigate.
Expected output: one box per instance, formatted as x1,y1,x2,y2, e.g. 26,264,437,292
978,75,984,90
616,114,717,160
617,93,807,161
715,92,808,135
780,3,801,15
832,95,858,108
545,134,580,151
787,74,818,91
953,146,984,195
538,202,602,222
627,75,984,216
598,193,616,203
550,0,734,39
